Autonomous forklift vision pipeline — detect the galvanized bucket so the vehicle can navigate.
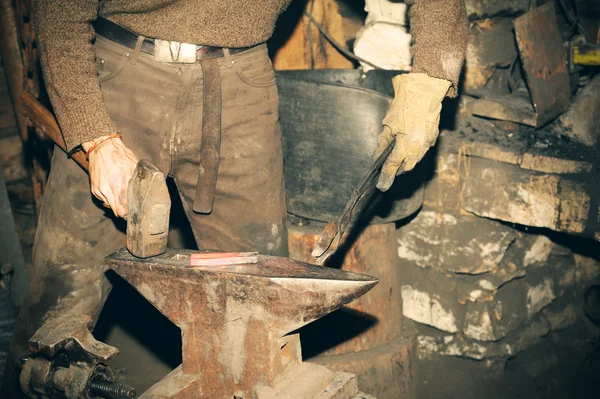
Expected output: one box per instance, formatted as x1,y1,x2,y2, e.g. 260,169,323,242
277,69,425,224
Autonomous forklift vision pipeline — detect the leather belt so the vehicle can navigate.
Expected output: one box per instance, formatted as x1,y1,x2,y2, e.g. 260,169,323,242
93,17,256,61
193,58,222,214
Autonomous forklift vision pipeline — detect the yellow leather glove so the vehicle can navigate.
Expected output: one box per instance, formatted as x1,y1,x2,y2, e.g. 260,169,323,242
374,73,451,191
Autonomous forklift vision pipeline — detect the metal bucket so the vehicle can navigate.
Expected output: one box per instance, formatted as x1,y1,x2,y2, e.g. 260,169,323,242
277,69,424,224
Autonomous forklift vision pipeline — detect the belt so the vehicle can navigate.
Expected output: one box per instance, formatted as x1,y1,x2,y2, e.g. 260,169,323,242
93,17,256,61
93,17,226,212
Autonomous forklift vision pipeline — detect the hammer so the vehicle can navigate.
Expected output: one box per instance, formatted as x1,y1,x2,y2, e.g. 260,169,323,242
20,92,170,259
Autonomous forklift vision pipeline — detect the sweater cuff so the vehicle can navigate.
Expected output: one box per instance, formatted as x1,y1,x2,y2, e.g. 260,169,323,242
411,60,461,98
52,95,118,152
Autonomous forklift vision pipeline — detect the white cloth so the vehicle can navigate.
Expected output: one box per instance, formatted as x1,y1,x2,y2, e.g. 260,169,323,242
354,0,412,71
364,0,408,25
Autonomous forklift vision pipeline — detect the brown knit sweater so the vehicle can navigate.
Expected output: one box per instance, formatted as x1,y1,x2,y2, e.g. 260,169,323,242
407,0,468,97
34,0,467,151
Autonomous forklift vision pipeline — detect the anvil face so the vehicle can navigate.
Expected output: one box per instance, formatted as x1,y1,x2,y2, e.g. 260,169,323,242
105,248,378,398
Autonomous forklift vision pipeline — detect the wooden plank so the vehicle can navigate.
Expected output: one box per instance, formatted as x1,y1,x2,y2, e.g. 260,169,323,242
0,99,16,131
271,0,353,70
20,92,88,171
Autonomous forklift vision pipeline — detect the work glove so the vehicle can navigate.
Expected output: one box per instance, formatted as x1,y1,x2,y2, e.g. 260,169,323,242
374,73,451,191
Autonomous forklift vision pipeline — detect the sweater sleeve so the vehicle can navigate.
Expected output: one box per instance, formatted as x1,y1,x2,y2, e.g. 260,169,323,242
406,0,468,97
34,0,117,151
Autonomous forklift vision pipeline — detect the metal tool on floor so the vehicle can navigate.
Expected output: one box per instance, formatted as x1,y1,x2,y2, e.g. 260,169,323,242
19,314,135,399
20,92,170,259
312,137,395,263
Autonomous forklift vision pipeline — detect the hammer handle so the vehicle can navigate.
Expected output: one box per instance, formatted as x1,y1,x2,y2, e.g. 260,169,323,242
20,92,89,171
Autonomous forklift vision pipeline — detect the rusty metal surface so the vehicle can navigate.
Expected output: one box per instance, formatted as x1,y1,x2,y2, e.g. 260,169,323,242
291,223,403,354
20,314,134,399
105,248,378,398
20,357,51,398
514,2,571,127
28,314,118,361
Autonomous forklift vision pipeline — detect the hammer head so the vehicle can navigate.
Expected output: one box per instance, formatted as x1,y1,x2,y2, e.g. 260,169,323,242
126,159,170,258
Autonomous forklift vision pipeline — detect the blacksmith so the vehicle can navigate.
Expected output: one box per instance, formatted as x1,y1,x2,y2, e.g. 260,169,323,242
2,0,467,396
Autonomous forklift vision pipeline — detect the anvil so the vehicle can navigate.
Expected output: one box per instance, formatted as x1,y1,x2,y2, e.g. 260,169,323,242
105,248,378,398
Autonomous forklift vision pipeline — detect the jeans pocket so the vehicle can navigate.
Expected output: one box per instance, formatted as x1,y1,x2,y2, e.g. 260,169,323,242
235,49,277,88
95,37,133,83
97,55,129,83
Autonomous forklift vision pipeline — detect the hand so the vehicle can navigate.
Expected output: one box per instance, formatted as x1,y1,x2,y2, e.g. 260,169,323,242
374,73,451,191
82,136,138,218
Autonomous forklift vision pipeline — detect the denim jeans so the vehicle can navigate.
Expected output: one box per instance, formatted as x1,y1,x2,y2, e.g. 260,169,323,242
2,36,287,396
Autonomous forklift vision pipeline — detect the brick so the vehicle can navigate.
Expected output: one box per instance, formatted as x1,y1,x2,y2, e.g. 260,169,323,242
463,278,528,341
504,339,559,379
542,299,579,331
399,263,462,333
417,314,551,360
397,209,515,274
400,230,566,342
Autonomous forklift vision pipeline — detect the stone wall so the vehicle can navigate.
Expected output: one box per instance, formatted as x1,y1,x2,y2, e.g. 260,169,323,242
397,104,600,395
463,0,529,97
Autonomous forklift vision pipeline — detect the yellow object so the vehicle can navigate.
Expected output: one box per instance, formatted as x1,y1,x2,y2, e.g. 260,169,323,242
573,44,600,66
374,73,451,191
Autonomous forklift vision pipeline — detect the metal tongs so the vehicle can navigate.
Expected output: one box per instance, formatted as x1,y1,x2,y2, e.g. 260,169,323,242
311,137,395,264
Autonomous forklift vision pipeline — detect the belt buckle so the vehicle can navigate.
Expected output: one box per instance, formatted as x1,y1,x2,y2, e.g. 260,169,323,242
154,39,197,63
